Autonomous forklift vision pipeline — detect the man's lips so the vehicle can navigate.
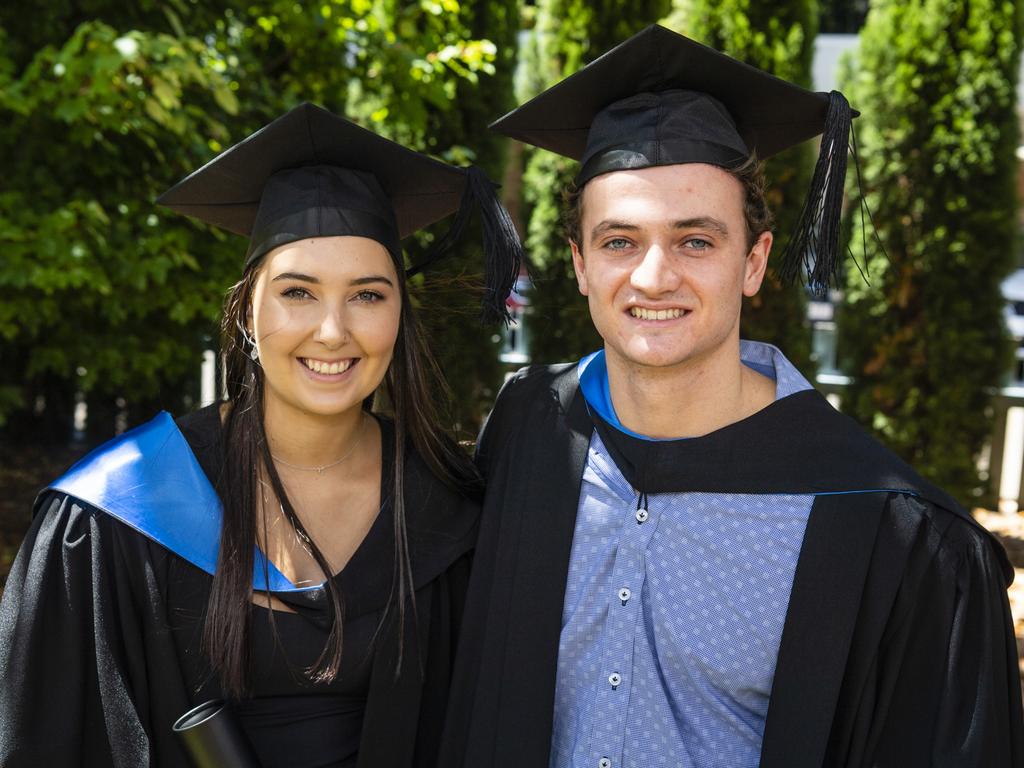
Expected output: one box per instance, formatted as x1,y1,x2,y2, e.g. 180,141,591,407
628,307,689,321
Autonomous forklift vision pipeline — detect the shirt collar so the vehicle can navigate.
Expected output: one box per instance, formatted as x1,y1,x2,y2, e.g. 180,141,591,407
577,340,813,442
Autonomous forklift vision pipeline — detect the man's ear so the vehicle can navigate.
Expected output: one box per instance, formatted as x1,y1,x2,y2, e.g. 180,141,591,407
742,230,773,298
570,240,589,296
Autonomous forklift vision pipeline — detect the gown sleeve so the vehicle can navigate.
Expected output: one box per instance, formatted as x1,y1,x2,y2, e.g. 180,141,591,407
847,502,1024,768
0,492,150,767
929,527,1024,767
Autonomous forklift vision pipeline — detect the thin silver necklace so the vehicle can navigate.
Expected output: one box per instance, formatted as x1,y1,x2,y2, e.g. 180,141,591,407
271,414,367,475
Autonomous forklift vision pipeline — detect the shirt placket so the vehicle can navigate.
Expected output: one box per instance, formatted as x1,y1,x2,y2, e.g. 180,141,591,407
588,491,661,768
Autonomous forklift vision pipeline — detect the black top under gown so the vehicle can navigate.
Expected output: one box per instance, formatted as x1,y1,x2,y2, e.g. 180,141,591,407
185,406,387,767
238,607,373,767
0,404,479,768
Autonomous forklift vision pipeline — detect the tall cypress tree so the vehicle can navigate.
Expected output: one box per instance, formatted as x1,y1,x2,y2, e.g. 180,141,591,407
664,0,818,371
522,0,670,365
838,0,1020,503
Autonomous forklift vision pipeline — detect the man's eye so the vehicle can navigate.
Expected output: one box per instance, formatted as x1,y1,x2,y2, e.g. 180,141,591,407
605,238,632,250
685,238,710,250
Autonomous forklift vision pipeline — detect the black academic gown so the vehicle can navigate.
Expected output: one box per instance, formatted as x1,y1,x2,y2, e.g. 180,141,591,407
0,407,478,768
440,364,1024,768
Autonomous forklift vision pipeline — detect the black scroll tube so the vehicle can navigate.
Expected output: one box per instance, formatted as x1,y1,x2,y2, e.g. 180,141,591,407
173,699,262,768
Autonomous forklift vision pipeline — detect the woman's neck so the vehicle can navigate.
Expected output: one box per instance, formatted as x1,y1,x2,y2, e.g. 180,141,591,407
261,396,367,470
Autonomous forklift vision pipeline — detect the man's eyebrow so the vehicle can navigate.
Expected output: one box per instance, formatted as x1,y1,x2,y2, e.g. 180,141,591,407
672,217,730,235
590,220,642,240
272,272,320,283
589,217,732,241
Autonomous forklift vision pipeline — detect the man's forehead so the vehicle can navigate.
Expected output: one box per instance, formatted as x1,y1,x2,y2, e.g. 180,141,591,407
581,164,745,225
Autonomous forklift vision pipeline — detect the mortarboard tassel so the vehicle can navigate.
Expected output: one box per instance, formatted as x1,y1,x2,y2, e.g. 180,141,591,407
408,166,523,325
469,167,524,325
778,91,853,297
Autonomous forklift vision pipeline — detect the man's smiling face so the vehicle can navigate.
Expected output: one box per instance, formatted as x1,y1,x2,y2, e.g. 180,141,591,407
570,162,772,375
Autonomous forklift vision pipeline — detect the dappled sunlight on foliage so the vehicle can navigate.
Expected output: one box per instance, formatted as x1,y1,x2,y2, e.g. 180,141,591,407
838,0,1021,504
0,1,512,438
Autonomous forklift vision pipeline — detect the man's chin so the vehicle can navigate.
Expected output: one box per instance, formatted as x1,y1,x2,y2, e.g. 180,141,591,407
610,345,697,371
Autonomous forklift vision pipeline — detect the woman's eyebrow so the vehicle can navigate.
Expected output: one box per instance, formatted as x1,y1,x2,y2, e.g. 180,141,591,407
271,272,319,283
351,275,394,287
270,273,395,286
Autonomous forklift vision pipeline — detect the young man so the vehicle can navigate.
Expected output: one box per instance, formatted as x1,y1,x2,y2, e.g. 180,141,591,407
440,25,1024,768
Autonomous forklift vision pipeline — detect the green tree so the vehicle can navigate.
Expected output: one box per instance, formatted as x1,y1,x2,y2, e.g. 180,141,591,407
234,0,518,435
819,0,868,33
664,0,819,372
521,0,670,365
0,17,241,439
0,1,508,440
404,0,521,435
838,0,1020,503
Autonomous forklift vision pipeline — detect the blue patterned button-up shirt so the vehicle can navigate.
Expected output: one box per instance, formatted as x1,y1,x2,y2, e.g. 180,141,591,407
550,342,815,768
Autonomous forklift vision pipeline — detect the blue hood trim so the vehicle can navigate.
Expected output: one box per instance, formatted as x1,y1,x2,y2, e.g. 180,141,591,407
47,411,315,593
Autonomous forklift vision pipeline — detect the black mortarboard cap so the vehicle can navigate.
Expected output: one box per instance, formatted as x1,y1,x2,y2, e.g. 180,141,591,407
158,102,522,323
490,24,856,295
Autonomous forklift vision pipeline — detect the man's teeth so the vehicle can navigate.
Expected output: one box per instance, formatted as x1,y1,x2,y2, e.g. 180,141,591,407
630,307,683,320
302,358,354,375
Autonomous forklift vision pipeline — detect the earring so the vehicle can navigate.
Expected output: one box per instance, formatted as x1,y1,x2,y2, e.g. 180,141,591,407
237,320,259,362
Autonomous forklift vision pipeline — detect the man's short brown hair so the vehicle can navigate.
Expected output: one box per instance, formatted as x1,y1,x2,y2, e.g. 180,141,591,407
562,156,774,251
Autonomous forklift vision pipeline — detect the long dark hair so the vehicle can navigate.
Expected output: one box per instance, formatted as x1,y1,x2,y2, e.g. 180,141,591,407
204,248,480,699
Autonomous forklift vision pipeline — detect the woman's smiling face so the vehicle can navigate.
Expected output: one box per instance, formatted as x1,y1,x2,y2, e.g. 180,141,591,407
249,236,401,419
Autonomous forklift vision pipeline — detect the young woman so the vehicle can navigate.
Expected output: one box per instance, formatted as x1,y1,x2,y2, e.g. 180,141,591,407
0,103,520,767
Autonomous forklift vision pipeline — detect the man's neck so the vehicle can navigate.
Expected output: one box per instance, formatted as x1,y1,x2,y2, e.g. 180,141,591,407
606,342,777,439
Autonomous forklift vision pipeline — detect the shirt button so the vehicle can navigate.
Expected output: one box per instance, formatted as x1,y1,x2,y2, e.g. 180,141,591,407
608,672,621,688
635,508,649,523
618,587,631,604
599,759,612,768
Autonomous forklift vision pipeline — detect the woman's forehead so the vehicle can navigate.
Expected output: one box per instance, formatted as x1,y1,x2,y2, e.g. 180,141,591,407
260,236,398,281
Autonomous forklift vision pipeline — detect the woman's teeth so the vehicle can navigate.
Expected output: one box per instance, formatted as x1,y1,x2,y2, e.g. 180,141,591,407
630,307,683,320
302,358,354,375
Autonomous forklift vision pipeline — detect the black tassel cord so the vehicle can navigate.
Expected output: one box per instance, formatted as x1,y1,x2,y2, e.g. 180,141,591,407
407,166,523,325
778,90,853,297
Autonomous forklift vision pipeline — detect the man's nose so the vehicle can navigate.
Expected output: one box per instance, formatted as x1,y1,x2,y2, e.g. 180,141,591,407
629,243,679,295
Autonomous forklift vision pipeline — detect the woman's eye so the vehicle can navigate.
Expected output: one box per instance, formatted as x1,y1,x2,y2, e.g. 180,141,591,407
282,286,313,300
354,290,384,303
